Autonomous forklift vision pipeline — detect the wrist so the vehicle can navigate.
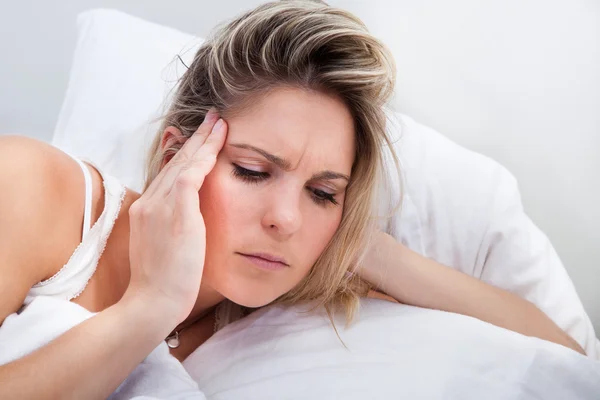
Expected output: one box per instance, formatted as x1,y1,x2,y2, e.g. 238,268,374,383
118,289,183,338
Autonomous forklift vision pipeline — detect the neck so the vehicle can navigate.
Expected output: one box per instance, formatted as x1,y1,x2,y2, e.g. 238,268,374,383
183,282,226,326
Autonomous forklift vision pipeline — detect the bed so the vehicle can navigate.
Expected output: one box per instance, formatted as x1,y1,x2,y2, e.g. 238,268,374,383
48,8,600,399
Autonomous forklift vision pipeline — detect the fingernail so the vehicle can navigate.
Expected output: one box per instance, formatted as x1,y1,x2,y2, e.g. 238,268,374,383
212,118,224,132
205,108,218,121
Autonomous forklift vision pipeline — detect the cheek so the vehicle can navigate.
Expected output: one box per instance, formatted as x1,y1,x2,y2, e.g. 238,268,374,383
199,163,260,255
199,165,237,244
199,172,224,234
298,208,343,271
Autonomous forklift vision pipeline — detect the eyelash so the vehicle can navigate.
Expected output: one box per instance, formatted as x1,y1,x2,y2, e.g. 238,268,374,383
231,164,339,206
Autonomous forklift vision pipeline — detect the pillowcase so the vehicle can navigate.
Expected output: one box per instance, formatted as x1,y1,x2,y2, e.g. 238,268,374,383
381,112,599,358
53,8,202,192
52,8,599,358
183,299,600,399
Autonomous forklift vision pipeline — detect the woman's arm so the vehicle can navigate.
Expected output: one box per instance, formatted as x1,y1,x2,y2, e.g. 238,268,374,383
0,293,179,400
359,231,585,355
0,137,175,398
0,137,170,399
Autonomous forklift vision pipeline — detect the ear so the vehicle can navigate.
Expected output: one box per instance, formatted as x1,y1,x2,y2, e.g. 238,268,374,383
160,126,187,168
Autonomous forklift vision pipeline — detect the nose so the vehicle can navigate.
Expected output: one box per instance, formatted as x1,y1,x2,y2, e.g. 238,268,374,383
261,185,303,237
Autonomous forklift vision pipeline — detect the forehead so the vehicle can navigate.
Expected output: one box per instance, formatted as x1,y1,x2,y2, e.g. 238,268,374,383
224,87,356,173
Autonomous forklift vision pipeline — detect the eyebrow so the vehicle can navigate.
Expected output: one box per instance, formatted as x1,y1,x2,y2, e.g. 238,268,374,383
229,143,350,182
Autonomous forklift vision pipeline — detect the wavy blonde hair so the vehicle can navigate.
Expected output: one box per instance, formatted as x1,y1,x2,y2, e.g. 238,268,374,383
144,0,399,326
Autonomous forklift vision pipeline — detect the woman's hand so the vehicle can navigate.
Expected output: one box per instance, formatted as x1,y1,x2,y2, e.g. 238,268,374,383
125,109,227,325
358,231,586,355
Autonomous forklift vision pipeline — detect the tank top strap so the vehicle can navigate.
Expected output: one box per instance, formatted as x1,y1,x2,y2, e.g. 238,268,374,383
70,156,93,240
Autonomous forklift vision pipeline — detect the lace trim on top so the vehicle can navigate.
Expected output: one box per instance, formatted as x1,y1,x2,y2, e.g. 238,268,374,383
213,300,246,333
26,165,126,303
71,185,127,299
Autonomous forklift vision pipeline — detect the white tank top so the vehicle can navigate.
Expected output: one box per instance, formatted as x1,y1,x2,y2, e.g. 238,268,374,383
24,155,126,304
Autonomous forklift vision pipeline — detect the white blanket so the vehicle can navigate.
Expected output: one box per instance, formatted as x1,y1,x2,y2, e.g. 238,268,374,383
184,299,600,400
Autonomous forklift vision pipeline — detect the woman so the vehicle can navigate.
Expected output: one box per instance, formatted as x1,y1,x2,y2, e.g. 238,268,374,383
0,1,585,398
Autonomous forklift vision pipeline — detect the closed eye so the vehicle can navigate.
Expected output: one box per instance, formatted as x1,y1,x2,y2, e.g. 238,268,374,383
310,188,338,206
231,164,269,184
231,164,340,207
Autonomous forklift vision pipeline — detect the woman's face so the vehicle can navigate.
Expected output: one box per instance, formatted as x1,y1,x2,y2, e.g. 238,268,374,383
199,87,355,307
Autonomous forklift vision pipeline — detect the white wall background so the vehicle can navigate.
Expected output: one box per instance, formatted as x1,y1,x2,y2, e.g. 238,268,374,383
1,0,598,334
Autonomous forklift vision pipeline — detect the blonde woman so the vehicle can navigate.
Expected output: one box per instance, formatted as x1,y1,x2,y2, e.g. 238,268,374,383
0,1,585,398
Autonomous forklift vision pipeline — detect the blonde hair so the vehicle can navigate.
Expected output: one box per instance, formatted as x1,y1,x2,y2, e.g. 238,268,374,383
145,0,399,327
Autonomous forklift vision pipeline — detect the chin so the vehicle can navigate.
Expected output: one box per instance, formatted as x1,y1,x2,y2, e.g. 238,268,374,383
224,289,279,309
212,276,282,309
230,296,275,309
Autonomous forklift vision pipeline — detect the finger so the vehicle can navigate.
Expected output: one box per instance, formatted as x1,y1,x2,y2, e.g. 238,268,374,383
145,108,219,199
170,108,219,163
168,118,228,198
190,118,228,165
170,164,208,228
170,160,216,227
164,117,227,198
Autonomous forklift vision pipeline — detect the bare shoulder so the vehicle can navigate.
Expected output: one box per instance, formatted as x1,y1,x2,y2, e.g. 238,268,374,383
0,136,87,232
0,135,96,323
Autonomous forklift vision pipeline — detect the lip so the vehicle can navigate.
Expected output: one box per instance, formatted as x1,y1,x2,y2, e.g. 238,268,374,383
238,252,289,271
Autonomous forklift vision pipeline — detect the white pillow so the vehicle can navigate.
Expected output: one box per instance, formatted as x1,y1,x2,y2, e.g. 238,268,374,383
52,8,599,358
381,112,600,359
53,8,202,192
183,299,600,399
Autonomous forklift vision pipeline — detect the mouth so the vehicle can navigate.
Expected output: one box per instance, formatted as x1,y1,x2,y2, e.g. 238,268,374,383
237,252,290,271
